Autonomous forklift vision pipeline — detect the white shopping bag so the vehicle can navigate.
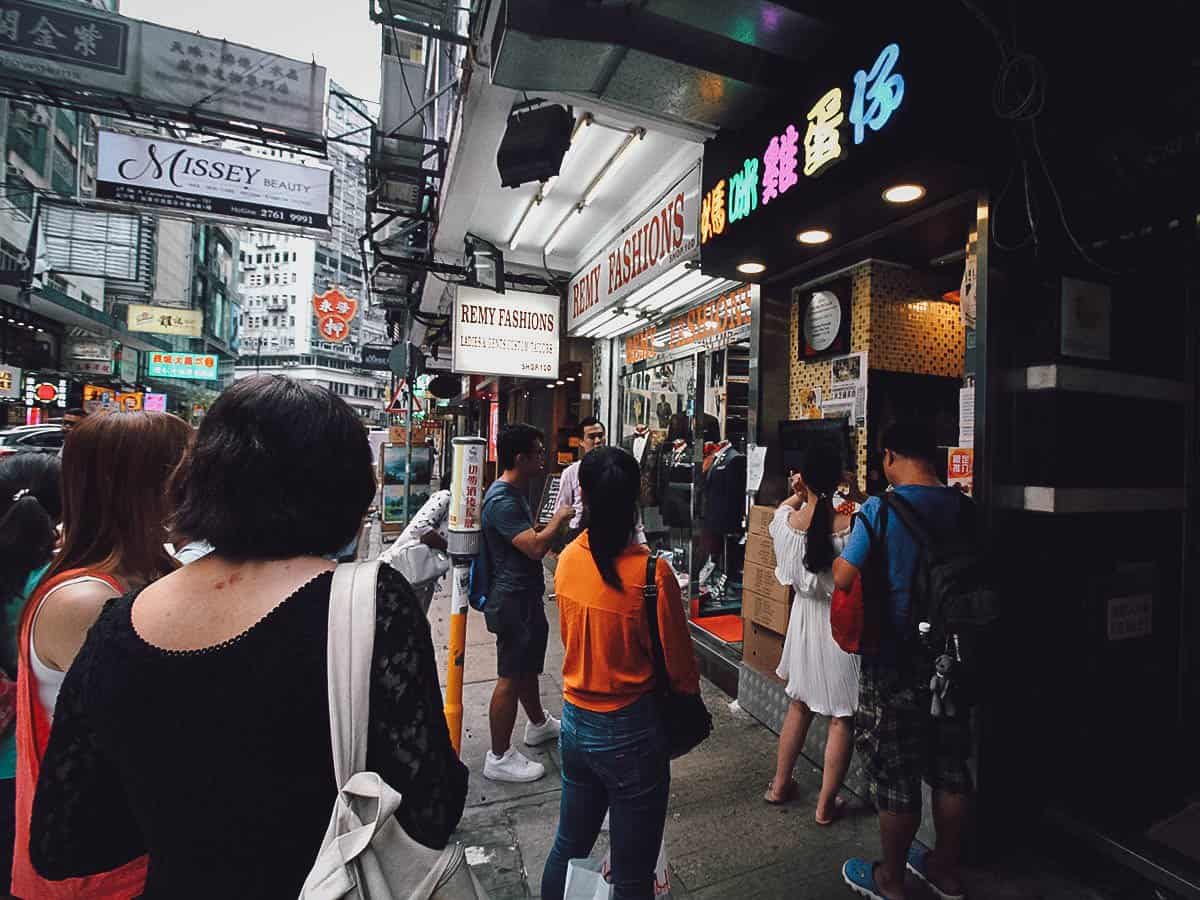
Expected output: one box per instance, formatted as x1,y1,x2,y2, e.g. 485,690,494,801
564,840,672,900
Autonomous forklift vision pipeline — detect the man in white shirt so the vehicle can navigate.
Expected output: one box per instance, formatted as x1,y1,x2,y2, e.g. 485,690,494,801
553,416,606,531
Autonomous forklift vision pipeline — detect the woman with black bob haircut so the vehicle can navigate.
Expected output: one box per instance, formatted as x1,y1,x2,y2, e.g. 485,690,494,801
543,446,700,900
29,376,468,898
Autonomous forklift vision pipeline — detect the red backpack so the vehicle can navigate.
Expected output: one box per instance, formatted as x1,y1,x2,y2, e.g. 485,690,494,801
831,502,891,655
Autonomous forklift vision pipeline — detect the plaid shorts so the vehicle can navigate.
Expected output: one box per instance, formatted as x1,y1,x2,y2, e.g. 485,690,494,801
854,660,973,814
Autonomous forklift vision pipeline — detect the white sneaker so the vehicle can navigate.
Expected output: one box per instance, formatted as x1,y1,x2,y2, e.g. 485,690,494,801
483,748,546,783
524,713,561,747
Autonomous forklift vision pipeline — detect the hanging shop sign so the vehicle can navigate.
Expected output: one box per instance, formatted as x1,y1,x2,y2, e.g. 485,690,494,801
117,346,138,384
83,384,116,413
453,286,560,380
0,364,20,400
360,345,392,371
40,202,146,283
0,0,327,148
24,375,66,407
66,336,115,376
566,166,701,334
701,43,905,246
143,392,167,412
96,131,332,230
623,284,754,366
312,287,358,344
147,352,218,381
127,303,203,338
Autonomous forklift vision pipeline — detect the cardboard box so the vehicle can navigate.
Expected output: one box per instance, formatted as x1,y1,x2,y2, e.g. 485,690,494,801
742,560,790,605
744,532,777,569
748,504,776,537
744,587,790,634
743,619,786,676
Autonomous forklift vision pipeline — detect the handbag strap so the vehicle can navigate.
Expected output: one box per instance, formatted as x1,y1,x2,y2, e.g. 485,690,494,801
641,553,671,694
327,560,381,789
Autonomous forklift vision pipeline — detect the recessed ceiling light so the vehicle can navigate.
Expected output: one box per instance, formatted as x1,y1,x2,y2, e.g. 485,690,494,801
797,229,832,245
882,183,926,204
736,261,766,275
555,380,565,385
545,383,556,389
565,376,575,382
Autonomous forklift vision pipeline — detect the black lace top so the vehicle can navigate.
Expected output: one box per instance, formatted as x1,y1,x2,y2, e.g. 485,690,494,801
29,564,468,899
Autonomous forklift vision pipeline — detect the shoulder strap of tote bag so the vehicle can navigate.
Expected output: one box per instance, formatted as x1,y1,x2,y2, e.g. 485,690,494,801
327,560,381,789
641,553,671,692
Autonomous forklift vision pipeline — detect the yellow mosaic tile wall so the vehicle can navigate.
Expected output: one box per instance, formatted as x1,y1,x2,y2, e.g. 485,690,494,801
788,261,965,488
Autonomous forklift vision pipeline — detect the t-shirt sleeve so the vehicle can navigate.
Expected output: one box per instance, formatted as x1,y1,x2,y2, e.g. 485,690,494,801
839,497,880,570
488,493,532,542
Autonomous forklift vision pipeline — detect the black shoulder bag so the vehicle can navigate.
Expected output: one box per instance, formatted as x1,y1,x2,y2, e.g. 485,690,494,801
643,553,712,759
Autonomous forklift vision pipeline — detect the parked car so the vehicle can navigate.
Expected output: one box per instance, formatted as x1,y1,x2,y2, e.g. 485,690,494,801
0,425,65,457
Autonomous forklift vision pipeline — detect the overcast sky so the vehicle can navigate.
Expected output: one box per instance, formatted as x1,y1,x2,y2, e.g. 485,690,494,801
120,0,383,104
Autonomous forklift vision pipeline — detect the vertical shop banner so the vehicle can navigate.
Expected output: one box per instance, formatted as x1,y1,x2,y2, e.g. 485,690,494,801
0,364,21,400
453,286,560,380
0,1,327,146
488,401,500,463
97,131,332,230
312,287,358,343
567,166,701,333
947,447,973,496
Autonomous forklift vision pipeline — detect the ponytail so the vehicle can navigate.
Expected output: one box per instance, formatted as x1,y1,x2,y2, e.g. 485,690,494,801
797,443,843,575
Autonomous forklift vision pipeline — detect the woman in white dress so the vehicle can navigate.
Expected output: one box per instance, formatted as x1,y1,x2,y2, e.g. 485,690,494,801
763,444,861,825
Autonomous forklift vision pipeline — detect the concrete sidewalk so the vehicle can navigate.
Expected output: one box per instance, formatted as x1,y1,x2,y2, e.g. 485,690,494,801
413,568,1150,900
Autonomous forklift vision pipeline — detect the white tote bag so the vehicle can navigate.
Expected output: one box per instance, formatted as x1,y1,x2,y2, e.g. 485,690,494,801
561,840,673,900
300,561,486,900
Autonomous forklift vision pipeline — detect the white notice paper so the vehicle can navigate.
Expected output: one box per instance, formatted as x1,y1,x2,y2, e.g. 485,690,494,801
959,387,975,448
746,444,768,494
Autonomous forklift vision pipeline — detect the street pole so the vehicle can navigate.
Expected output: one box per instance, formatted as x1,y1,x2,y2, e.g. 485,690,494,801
404,365,414,527
445,436,485,755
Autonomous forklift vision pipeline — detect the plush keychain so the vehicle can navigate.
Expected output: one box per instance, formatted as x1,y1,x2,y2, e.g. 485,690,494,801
930,654,957,719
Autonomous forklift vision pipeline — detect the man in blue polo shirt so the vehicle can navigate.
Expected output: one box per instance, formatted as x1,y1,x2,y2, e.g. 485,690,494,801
833,421,973,900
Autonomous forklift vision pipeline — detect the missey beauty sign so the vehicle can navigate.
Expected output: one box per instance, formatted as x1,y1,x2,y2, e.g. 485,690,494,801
96,130,332,230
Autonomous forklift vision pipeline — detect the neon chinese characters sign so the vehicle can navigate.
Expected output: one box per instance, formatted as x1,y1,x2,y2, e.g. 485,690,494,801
701,43,906,244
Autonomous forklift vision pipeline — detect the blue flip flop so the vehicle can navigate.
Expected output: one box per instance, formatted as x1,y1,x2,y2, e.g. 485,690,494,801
842,858,887,900
906,847,966,900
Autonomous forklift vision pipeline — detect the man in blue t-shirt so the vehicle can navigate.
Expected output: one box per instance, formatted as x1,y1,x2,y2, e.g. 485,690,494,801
480,424,573,785
833,422,972,900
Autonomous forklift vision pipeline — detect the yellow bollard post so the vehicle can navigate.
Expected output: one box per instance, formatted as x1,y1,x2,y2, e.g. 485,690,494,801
444,564,470,756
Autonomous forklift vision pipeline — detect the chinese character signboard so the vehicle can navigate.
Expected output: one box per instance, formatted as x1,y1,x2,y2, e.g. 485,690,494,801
127,303,203,338
0,0,327,148
312,287,358,344
24,375,66,407
0,364,20,400
453,286,560,380
947,447,973,496
566,166,700,334
147,352,218,381
622,284,755,366
97,131,331,231
701,42,905,249
143,392,167,412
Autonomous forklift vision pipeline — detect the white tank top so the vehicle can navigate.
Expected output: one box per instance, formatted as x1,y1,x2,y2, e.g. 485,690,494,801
28,576,117,718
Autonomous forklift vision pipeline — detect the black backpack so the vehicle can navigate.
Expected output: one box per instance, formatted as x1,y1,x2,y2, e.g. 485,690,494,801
884,492,1001,653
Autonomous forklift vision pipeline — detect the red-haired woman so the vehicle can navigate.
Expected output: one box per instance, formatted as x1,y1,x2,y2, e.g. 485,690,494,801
11,410,191,899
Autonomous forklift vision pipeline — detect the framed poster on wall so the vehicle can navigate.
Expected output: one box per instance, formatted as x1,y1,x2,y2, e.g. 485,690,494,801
795,277,851,361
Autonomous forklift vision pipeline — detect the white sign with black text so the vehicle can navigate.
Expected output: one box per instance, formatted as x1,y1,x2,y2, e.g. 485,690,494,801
452,286,560,380
96,131,332,230
566,165,701,334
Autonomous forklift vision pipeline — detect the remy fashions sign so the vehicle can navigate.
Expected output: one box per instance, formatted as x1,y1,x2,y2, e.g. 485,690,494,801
453,286,560,380
0,0,327,147
127,303,203,338
97,131,332,230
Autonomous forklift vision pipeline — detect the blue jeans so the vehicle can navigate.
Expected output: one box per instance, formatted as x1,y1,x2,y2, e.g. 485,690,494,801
541,694,670,900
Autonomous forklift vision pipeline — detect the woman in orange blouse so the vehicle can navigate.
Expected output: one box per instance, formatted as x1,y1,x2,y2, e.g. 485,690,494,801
542,446,700,900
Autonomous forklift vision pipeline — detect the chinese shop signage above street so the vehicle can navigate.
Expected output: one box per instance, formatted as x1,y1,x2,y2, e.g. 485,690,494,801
0,0,327,148
624,284,754,366
701,42,906,247
567,166,700,334
312,287,358,344
97,131,332,231
127,303,203,338
453,286,560,380
0,364,20,400
147,352,218,381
